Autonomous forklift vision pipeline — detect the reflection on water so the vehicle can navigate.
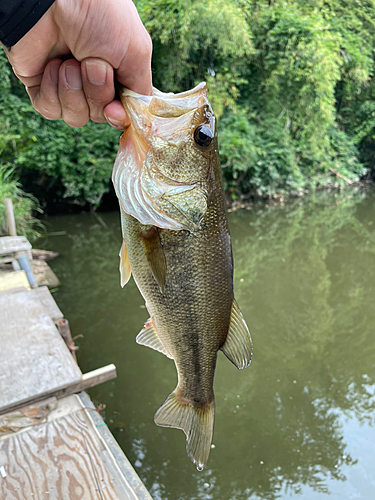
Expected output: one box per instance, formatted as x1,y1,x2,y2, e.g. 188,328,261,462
39,188,375,500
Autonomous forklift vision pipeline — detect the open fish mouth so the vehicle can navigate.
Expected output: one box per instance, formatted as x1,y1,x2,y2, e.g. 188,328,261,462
112,82,214,231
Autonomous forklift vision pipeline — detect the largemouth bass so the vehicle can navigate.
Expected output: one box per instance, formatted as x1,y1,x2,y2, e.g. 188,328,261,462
112,82,252,470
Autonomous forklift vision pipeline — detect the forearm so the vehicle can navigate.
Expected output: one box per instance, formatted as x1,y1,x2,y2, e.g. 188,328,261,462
0,0,55,49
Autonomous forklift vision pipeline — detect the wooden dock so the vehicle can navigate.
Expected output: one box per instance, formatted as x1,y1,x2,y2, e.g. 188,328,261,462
0,240,153,499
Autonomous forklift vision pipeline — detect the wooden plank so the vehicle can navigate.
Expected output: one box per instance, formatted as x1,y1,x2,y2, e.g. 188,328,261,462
0,290,82,414
0,397,58,440
1,365,117,415
0,394,153,499
30,259,61,288
0,261,61,289
33,285,63,321
79,392,154,500
0,236,32,258
0,286,28,298
81,365,117,389
0,395,120,499
31,249,59,261
0,270,30,292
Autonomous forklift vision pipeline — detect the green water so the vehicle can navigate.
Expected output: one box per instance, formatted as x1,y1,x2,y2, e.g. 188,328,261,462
39,188,375,500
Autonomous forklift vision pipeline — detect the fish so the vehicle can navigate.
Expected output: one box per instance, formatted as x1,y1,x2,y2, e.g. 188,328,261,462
112,82,252,470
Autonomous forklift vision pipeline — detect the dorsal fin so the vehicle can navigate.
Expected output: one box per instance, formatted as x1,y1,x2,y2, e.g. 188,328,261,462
136,318,173,359
119,239,131,287
221,299,252,369
140,226,167,292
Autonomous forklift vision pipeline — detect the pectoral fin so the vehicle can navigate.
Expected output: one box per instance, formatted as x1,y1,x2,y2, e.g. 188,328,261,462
136,318,173,359
119,239,131,287
140,226,167,292
221,300,252,369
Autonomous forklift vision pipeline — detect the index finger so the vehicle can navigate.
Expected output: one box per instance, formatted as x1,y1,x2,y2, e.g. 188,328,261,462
115,24,153,96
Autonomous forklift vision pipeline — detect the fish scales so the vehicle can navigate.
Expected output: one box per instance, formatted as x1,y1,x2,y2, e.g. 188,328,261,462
113,82,252,470
121,174,233,404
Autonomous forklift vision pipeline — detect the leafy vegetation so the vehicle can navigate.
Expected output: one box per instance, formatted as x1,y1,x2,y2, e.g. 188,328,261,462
0,166,41,239
139,0,374,195
1,0,375,219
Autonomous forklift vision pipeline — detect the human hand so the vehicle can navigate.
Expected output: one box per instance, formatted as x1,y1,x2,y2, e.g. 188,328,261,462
3,0,152,128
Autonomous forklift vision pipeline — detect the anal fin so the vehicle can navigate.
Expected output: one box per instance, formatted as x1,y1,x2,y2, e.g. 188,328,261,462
140,226,167,292
136,318,173,359
119,239,131,287
221,299,252,369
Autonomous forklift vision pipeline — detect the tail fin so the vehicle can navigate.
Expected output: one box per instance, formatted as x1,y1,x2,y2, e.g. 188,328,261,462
154,389,214,470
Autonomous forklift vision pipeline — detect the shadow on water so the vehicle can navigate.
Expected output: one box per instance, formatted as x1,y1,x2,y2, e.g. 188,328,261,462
38,188,375,500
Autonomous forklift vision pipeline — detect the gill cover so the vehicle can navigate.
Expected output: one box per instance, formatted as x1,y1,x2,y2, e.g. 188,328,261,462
112,83,216,231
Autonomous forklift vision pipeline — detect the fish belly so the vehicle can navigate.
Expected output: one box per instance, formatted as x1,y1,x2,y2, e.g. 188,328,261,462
121,192,234,405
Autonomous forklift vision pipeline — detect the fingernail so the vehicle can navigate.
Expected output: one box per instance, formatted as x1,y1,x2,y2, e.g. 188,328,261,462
50,62,59,84
85,60,107,86
105,115,123,129
65,65,82,90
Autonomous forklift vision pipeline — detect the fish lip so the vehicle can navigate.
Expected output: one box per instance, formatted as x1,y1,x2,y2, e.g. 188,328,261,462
121,82,207,101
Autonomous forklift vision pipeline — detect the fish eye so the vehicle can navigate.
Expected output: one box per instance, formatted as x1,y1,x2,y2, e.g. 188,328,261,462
194,125,213,148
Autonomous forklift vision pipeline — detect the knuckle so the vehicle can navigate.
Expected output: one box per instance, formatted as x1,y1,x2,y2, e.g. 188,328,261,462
44,94,60,107
63,115,89,128
33,101,60,120
42,110,62,120
61,99,88,116
61,104,89,127
85,89,112,105
137,30,153,61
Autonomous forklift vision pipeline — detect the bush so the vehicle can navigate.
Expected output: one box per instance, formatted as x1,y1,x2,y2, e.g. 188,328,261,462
0,166,41,240
140,0,374,197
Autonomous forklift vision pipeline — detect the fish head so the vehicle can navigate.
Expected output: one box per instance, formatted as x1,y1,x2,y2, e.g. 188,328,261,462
112,82,217,231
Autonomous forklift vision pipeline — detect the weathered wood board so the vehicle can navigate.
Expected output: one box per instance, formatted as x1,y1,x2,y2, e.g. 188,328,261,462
3,365,117,415
0,261,61,289
0,394,153,500
0,236,32,259
0,290,82,414
33,286,63,322
79,392,153,500
30,259,61,288
31,249,59,261
0,270,30,293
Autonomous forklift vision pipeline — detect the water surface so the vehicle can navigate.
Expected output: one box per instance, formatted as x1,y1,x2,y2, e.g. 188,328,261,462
39,188,375,500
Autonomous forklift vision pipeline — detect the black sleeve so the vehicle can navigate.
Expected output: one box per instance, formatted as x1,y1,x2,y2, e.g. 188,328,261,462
0,0,55,49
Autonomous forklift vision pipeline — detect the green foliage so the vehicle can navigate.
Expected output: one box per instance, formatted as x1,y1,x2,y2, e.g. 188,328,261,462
137,0,253,115
140,0,374,196
218,108,303,195
0,166,41,239
1,0,375,209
